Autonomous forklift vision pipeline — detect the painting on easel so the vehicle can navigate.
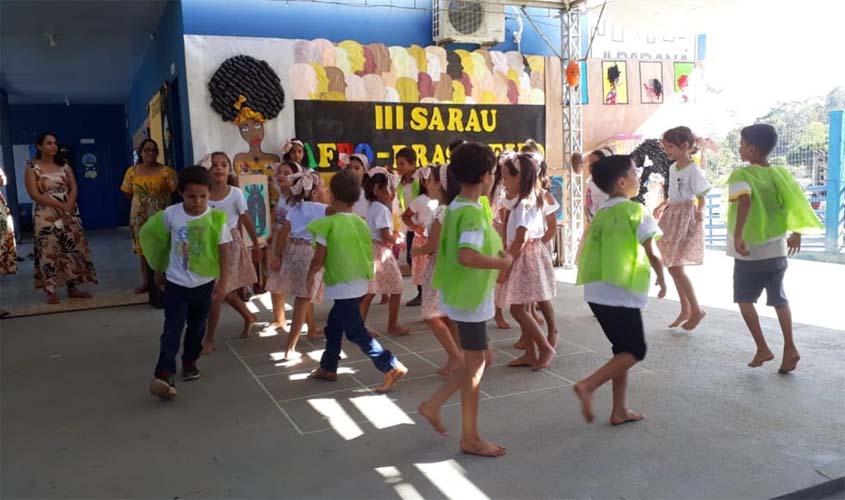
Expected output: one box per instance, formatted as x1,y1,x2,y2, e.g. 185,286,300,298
236,174,270,246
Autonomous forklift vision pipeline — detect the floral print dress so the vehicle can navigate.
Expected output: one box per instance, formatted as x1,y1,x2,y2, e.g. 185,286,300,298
0,167,17,276
31,163,97,292
120,165,177,255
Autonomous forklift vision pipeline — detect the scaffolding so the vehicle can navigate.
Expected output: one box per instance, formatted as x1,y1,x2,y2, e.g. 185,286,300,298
560,7,583,267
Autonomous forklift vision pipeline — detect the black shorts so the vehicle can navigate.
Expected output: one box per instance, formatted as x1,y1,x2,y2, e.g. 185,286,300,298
733,257,788,307
588,303,647,361
456,321,488,351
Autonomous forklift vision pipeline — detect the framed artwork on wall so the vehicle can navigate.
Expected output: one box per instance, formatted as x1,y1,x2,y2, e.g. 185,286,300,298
674,62,695,102
236,174,271,246
639,61,664,104
601,61,628,105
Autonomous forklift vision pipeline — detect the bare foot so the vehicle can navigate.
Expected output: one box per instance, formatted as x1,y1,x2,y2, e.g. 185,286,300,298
239,313,257,339
532,348,556,371
388,324,410,336
271,322,289,335
201,341,215,355
495,317,512,330
417,402,448,436
309,368,338,382
681,309,706,331
748,350,775,368
610,409,645,426
283,350,302,361
513,339,526,350
668,311,690,328
460,438,506,458
67,288,92,299
376,362,408,393
134,284,149,294
573,382,595,423
778,350,801,374
548,331,559,349
507,354,535,367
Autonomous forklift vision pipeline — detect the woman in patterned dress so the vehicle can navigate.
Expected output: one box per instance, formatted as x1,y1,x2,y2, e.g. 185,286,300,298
120,139,177,293
0,166,18,318
24,133,97,304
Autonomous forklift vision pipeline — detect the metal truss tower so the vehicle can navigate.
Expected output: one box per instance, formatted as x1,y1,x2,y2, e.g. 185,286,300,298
561,7,583,267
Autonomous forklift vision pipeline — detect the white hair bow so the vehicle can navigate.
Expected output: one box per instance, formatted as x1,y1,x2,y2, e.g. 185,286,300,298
288,171,316,196
282,139,304,154
367,166,399,191
199,153,213,169
498,149,519,170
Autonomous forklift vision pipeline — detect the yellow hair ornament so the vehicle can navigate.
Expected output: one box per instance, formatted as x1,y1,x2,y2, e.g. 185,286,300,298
232,95,266,125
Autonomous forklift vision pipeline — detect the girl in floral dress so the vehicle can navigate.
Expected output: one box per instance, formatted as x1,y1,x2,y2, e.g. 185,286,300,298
121,139,177,293
25,133,97,304
0,166,17,318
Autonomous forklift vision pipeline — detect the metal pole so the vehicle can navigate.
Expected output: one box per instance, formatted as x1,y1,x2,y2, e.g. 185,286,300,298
561,7,583,267
825,110,844,253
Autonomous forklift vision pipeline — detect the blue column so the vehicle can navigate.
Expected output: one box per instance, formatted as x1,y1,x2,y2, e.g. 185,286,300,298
826,110,844,253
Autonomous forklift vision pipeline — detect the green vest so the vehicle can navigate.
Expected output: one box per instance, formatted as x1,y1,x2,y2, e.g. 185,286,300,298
576,201,653,294
307,213,374,285
397,177,420,212
727,165,822,245
139,208,227,278
432,199,503,310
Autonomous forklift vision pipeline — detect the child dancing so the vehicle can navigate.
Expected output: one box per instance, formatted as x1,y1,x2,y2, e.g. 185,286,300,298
202,152,262,354
268,170,331,359
307,170,408,392
410,165,464,376
573,155,666,424
653,126,710,330
727,124,822,373
418,142,512,457
359,167,410,335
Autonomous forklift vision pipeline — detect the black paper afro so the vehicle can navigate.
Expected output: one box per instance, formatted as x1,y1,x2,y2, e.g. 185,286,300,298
606,64,621,85
208,55,285,122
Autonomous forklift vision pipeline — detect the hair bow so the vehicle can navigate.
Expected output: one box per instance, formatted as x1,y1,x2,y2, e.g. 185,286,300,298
367,166,399,191
498,149,519,169
198,153,213,170
288,171,315,196
282,139,304,154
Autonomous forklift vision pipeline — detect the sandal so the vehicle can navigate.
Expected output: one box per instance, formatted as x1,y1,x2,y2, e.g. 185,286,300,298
47,293,60,304
68,288,92,299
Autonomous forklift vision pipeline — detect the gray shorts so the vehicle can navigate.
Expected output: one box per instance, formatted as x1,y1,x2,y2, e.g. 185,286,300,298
733,257,788,307
456,321,489,351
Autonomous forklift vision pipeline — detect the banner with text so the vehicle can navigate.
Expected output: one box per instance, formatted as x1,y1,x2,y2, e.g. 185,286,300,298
294,101,545,170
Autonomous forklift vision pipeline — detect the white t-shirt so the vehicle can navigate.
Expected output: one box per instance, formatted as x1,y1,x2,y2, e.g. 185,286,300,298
207,186,247,230
273,195,290,231
408,194,439,234
366,201,393,241
667,162,710,204
163,204,232,288
585,179,609,221
542,191,560,216
286,201,328,241
315,213,369,300
506,197,546,245
725,179,787,260
352,190,369,219
438,199,495,323
583,197,660,309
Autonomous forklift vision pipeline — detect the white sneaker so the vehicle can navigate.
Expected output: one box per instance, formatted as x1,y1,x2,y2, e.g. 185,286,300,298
149,377,177,400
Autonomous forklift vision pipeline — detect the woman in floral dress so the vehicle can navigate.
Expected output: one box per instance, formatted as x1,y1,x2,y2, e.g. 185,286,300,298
24,133,97,304
0,166,18,317
120,139,177,293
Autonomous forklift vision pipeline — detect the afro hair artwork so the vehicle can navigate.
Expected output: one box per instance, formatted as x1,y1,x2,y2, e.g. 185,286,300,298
208,55,285,125
606,64,621,85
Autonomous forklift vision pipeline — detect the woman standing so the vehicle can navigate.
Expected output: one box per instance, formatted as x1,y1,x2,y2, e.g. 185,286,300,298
0,166,18,318
120,139,177,293
24,132,97,304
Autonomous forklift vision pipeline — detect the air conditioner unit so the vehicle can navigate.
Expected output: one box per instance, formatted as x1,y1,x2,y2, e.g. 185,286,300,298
433,0,505,46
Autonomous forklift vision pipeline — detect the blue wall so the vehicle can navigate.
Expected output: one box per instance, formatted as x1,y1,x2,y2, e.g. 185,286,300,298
126,0,193,169
181,0,564,56
8,104,129,230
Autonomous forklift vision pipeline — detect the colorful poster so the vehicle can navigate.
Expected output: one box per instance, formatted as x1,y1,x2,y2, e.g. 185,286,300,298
550,175,564,222
639,61,663,104
674,62,695,102
236,174,271,246
601,61,627,105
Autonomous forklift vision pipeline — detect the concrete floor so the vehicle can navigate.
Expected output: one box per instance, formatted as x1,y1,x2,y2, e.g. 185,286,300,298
2,249,844,499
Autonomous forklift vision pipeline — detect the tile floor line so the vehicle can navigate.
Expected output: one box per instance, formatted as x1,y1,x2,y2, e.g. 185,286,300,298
377,333,443,371
225,341,306,435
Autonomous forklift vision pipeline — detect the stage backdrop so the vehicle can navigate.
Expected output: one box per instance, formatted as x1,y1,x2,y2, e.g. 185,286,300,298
185,35,546,172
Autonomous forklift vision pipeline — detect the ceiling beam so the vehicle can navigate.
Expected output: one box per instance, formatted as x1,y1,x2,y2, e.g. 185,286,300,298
510,1,588,10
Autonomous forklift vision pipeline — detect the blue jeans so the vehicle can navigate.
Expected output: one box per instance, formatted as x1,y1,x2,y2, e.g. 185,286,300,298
320,297,396,374
154,280,214,377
